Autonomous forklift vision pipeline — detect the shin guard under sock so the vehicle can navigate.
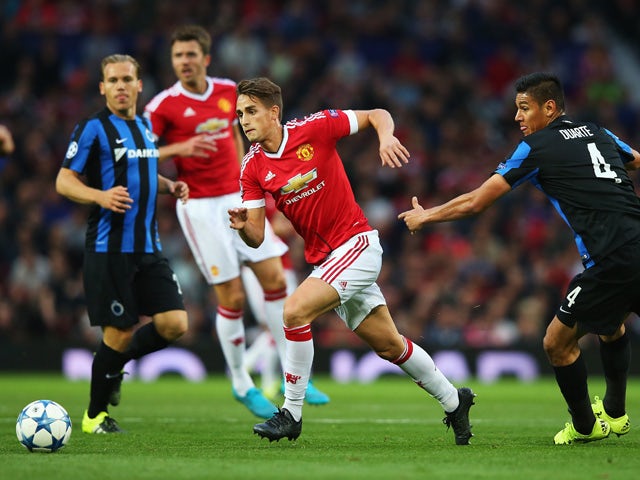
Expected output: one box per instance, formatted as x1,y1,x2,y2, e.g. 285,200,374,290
553,354,594,434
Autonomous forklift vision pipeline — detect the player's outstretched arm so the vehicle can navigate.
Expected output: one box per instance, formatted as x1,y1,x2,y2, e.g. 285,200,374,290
398,174,511,233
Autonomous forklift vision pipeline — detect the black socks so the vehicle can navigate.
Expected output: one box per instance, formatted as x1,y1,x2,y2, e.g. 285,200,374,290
553,354,594,434
88,342,128,418
599,333,630,418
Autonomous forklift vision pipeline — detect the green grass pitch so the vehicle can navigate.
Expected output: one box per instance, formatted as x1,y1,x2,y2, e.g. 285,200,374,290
1,374,639,480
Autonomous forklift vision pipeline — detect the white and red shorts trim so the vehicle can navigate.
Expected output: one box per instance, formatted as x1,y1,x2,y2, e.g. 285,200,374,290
309,230,386,330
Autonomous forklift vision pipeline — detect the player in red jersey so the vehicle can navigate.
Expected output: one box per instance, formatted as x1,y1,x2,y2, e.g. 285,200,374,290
229,77,475,444
145,26,328,417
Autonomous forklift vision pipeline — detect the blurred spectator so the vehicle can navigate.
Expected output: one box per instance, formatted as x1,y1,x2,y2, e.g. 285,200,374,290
216,23,267,79
0,124,15,155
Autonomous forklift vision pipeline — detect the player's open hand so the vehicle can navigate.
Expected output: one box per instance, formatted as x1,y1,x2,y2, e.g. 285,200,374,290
398,196,425,234
228,207,248,230
379,135,410,168
181,133,218,158
99,185,133,213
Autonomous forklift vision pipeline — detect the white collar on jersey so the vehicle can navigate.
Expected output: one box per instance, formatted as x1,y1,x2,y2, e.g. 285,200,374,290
174,77,214,101
262,126,289,158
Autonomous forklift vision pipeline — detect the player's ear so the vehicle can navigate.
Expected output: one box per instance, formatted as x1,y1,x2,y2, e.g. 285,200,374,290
138,79,143,93
99,81,105,96
544,99,557,117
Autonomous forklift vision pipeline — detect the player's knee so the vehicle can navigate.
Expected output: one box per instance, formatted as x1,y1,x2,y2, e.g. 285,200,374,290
543,333,575,366
258,270,287,292
157,311,188,341
542,333,555,358
282,306,302,328
274,275,287,291
214,280,246,310
103,327,134,352
218,292,246,311
173,316,189,339
282,299,310,328
373,337,404,362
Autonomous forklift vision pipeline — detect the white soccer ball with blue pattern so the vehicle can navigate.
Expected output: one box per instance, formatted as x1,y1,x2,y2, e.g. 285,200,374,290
16,400,72,452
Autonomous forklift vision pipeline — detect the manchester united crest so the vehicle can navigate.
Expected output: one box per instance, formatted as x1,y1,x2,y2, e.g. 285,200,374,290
296,143,314,161
218,98,232,113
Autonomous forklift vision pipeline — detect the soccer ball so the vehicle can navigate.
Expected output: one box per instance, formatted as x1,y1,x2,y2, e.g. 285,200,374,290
16,400,72,452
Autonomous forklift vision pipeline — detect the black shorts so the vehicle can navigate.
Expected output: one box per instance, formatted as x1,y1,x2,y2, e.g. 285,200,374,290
557,245,640,335
83,252,185,329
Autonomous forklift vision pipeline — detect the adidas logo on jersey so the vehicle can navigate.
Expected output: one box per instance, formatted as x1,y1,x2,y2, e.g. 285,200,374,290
183,107,196,117
264,171,276,182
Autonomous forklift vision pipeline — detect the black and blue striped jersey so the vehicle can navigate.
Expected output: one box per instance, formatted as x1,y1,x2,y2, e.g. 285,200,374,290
62,107,162,253
495,115,640,268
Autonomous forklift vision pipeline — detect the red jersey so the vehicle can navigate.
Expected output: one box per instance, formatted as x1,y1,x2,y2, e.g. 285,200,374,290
240,109,372,265
145,77,240,198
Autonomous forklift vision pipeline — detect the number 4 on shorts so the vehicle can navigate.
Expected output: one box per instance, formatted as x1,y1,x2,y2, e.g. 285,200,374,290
565,286,582,307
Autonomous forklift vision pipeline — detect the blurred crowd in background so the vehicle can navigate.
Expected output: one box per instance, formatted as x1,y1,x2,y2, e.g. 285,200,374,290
1,0,639,352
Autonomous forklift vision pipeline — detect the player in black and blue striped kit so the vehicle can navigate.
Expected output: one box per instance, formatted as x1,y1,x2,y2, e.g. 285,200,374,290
399,72,640,445
56,54,190,434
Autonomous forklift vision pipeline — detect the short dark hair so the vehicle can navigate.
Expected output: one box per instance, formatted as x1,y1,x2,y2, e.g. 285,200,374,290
170,25,211,55
101,54,141,80
236,77,284,121
515,72,565,111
